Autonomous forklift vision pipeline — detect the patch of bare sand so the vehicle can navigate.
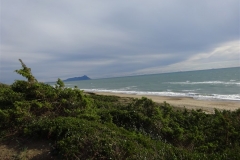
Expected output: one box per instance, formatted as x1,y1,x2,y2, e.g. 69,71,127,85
94,92,240,114
0,137,56,160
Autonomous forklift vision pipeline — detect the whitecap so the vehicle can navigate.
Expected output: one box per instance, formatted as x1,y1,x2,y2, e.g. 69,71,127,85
166,81,240,85
82,89,240,101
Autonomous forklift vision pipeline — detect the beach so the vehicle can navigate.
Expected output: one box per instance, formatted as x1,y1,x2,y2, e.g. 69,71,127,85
94,92,240,114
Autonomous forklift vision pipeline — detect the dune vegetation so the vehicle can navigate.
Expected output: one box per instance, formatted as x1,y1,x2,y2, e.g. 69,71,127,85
0,60,240,159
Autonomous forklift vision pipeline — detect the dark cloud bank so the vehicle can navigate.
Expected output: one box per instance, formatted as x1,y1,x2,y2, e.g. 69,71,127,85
1,0,239,83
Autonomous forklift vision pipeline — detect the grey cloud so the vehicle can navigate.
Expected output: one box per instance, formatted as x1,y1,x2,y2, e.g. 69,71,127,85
1,0,239,83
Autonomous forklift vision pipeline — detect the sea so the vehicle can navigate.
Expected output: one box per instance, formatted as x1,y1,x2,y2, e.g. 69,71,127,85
57,67,240,101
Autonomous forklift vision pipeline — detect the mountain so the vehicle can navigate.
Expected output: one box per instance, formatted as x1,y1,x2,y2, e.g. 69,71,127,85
64,75,91,81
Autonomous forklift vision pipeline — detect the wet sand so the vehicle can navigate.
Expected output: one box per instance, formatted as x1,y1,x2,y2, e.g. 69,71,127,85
93,92,240,114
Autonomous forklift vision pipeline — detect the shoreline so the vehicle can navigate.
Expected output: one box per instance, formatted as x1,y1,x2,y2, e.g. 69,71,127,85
91,92,240,114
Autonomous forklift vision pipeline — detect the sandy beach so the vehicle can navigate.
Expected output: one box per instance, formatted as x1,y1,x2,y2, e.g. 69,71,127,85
93,92,240,114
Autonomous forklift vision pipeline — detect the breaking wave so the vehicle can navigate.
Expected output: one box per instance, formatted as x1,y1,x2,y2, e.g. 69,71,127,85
165,81,240,85
83,89,240,101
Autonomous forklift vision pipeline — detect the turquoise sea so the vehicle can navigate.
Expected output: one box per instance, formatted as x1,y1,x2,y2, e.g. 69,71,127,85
57,67,240,101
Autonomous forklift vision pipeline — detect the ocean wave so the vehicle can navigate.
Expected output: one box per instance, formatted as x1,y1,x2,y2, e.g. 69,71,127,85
117,86,137,91
165,81,240,85
182,90,196,92
83,89,240,101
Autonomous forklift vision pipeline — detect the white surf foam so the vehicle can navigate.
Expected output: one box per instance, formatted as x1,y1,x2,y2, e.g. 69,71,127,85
83,89,240,101
165,81,240,85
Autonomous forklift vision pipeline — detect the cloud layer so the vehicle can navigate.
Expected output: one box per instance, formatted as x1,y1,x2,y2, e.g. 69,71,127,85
1,0,239,83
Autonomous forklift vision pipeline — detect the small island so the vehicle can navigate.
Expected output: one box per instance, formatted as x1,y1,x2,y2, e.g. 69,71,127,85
64,75,91,81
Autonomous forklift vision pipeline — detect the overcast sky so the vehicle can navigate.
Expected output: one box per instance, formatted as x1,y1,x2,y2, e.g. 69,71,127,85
1,0,240,83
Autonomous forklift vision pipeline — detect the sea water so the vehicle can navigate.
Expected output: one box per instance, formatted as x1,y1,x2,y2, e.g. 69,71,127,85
60,67,240,101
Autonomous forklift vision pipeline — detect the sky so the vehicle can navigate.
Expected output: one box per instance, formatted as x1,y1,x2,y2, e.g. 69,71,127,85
1,0,240,83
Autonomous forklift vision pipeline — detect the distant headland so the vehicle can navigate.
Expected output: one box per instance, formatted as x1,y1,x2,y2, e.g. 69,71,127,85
64,75,91,81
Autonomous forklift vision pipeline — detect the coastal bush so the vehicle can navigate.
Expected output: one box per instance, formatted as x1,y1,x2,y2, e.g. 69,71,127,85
94,95,240,155
23,117,209,159
25,117,156,159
